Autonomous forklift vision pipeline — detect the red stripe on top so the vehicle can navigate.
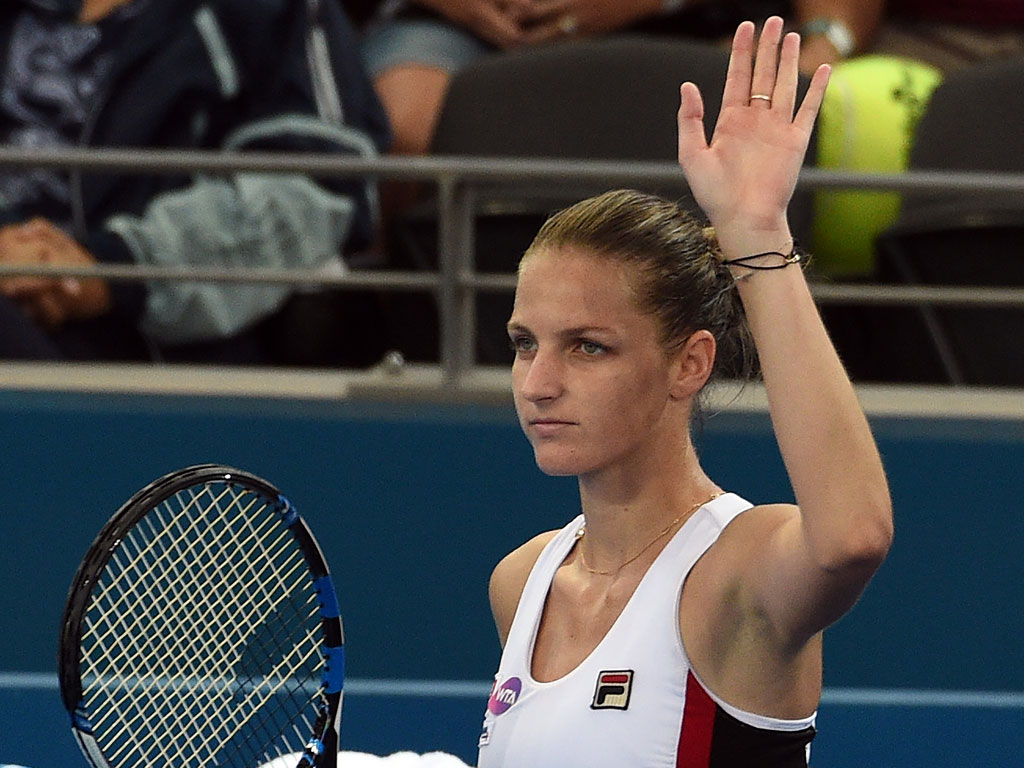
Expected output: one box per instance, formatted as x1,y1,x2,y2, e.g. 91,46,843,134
600,674,630,684
677,670,716,768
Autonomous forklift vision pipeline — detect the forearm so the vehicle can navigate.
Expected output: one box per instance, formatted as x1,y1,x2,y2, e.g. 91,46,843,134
734,245,893,568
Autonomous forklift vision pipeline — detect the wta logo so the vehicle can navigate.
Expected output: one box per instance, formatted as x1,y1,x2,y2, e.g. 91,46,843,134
487,676,522,715
591,670,634,710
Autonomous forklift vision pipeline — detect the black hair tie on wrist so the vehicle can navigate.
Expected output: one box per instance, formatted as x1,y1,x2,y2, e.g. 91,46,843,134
720,248,805,271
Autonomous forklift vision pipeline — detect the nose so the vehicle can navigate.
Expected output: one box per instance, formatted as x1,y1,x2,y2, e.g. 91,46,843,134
516,348,564,403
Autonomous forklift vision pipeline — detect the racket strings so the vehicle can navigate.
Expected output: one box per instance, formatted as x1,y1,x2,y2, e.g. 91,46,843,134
91,487,322,766
120,487,315,733
78,482,327,767
86,484,260,640
84,486,284,760
95,520,313,764
178,616,322,764
84,489,285,730
87,486,291,682
101,502,300,692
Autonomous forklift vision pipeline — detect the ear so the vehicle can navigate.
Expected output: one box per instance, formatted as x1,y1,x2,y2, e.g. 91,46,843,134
668,330,716,400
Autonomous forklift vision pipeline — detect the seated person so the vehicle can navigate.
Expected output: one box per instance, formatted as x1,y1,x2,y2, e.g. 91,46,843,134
0,0,390,363
871,0,1024,71
354,0,883,156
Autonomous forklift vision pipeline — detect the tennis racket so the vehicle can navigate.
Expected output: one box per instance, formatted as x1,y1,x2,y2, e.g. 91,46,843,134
58,464,343,768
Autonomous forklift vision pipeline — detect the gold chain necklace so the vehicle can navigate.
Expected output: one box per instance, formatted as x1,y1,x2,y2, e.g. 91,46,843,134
575,492,725,577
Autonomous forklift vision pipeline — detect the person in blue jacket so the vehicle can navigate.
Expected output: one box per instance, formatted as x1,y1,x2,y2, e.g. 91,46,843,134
0,0,390,362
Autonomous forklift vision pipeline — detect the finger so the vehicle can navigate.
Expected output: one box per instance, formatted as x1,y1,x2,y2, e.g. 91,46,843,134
721,21,756,109
488,18,527,48
501,0,533,23
473,9,527,48
794,63,831,135
677,82,709,162
9,220,65,251
1,276,56,295
35,290,68,329
520,0,570,22
773,31,801,118
19,218,64,245
521,16,576,44
750,15,784,107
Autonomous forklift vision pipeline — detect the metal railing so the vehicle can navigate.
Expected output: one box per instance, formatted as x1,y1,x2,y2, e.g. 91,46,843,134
1,147,1023,387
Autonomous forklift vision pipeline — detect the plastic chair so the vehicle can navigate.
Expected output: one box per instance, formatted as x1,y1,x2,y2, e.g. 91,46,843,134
874,56,1024,386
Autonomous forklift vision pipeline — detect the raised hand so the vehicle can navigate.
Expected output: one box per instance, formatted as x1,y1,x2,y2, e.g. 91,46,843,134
676,17,830,258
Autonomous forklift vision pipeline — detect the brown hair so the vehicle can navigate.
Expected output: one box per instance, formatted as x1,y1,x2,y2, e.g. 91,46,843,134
522,189,755,384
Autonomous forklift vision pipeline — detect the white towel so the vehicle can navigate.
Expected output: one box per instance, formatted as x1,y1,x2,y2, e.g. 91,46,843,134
260,751,473,768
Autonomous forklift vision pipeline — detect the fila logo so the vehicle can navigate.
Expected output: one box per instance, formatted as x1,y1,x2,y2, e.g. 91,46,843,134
591,670,634,710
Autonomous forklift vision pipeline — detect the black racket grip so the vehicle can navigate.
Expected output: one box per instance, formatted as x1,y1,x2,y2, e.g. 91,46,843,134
297,707,337,768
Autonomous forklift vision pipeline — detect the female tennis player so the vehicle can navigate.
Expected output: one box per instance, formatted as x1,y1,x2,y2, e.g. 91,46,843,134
477,16,893,767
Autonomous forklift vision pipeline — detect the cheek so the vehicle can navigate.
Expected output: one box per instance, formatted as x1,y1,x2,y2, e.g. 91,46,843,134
608,370,672,435
510,363,527,415
586,373,663,436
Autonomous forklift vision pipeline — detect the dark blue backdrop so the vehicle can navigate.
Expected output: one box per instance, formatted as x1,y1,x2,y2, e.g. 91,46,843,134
1,387,1022,766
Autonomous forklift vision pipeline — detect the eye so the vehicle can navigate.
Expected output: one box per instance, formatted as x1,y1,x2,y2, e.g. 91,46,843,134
578,340,607,356
509,334,537,355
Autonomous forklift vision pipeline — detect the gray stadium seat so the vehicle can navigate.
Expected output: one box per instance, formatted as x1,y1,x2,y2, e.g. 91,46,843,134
874,56,1024,386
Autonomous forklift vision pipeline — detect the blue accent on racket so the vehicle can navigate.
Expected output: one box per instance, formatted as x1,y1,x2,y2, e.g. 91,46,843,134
298,739,325,767
281,495,300,527
72,709,94,733
323,646,346,694
316,575,341,618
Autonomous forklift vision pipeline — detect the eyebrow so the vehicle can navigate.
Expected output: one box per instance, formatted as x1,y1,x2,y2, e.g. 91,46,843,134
506,322,617,338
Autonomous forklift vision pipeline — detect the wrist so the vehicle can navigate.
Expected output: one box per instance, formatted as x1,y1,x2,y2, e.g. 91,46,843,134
799,18,857,58
721,246,806,283
714,221,792,261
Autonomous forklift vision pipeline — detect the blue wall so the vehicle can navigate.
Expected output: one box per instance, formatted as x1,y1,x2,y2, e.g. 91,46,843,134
1,387,1022,765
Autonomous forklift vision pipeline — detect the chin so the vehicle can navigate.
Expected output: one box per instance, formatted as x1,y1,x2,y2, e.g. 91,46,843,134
531,446,594,477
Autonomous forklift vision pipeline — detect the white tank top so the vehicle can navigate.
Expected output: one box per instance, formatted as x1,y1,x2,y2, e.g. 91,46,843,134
476,493,816,768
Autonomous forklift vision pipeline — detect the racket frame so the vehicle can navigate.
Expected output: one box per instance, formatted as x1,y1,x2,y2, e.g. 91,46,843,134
58,464,343,768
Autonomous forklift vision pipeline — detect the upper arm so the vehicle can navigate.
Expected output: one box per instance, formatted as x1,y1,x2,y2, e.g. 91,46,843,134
725,504,890,653
488,531,558,648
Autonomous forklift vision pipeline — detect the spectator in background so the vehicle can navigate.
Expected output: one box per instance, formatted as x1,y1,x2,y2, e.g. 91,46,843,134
871,0,1024,72
806,0,1024,281
0,0,390,363
353,0,884,158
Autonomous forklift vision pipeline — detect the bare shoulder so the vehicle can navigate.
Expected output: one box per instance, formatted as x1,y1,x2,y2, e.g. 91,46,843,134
721,503,799,546
690,503,802,596
489,530,560,647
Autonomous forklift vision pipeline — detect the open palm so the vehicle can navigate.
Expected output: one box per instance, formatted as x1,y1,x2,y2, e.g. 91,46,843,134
676,18,830,254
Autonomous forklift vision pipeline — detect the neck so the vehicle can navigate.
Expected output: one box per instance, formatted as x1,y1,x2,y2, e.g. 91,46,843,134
576,438,720,567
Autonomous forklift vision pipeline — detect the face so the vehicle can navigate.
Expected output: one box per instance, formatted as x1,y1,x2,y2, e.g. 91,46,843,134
508,247,684,478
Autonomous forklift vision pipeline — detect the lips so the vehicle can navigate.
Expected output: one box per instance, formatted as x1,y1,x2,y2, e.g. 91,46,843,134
529,419,576,437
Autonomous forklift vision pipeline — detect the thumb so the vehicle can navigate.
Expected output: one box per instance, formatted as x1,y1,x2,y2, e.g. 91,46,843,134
677,82,708,164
